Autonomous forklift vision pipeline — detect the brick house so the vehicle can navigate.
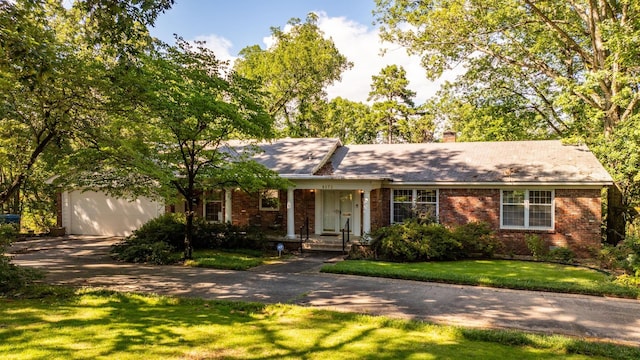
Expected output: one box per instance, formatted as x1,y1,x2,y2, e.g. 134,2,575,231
187,138,612,257
58,137,612,257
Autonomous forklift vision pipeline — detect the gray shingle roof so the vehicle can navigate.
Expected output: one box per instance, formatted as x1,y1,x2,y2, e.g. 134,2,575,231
328,140,612,184
251,138,341,175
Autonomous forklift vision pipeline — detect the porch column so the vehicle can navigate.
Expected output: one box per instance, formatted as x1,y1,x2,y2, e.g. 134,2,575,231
224,189,232,223
286,187,295,239
363,189,371,235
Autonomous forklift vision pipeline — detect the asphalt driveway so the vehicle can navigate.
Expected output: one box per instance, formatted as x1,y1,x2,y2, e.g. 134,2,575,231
8,236,640,346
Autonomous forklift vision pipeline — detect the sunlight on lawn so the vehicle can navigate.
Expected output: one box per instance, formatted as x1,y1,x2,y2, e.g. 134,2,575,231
0,289,620,359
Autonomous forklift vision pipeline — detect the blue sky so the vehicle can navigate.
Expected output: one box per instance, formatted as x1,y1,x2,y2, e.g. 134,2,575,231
150,1,460,104
151,0,376,55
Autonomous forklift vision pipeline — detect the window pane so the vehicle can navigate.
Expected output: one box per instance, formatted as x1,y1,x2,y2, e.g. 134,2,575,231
205,201,222,222
503,204,525,226
393,203,412,223
503,190,524,204
530,205,552,227
417,189,437,203
260,190,279,210
393,189,412,202
530,190,552,204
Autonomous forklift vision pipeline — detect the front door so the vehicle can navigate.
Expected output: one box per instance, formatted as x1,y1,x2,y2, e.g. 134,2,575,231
322,191,354,233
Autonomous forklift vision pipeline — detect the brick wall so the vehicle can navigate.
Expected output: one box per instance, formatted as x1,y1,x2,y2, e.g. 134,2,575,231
437,188,602,258
294,189,315,235
370,188,390,232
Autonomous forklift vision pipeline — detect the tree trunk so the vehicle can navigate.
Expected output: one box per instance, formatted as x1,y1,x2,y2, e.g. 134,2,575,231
606,184,626,245
184,197,194,260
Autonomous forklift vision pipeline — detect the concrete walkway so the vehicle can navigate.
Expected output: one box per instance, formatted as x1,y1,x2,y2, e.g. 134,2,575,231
8,236,640,346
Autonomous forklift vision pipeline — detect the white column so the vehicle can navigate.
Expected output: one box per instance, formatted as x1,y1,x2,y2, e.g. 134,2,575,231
286,188,295,239
224,189,232,223
362,189,371,235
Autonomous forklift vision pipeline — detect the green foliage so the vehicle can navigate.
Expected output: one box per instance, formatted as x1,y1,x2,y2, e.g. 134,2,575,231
368,65,434,143
371,220,498,262
111,213,268,264
525,234,549,261
128,213,186,249
111,239,176,265
235,13,352,137
452,222,501,258
547,247,576,264
375,0,640,238
0,224,43,294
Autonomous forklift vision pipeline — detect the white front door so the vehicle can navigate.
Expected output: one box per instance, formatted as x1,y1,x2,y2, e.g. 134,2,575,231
322,191,354,233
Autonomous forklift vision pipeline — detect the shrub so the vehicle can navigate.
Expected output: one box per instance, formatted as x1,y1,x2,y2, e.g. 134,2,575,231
130,213,186,250
451,222,500,258
548,247,576,264
525,234,548,260
372,220,501,262
0,224,43,294
111,239,176,265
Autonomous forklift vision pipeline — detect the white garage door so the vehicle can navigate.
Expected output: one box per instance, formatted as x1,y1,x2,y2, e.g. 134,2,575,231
62,190,164,236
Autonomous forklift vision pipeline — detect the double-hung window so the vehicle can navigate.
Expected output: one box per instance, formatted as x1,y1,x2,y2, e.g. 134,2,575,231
392,189,438,223
501,190,553,229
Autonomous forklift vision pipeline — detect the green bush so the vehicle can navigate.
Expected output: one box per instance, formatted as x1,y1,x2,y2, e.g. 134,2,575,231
548,246,576,264
525,234,548,260
0,224,43,294
111,213,269,264
111,239,177,265
370,220,498,262
452,222,501,258
130,213,186,249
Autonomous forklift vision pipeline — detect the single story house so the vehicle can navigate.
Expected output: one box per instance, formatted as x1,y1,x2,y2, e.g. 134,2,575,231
57,137,613,256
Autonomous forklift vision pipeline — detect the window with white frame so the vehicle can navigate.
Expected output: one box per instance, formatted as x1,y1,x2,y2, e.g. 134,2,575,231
259,189,280,211
204,191,223,222
392,189,438,223
501,190,553,229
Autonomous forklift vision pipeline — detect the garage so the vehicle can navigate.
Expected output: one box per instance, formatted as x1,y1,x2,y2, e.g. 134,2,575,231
60,190,164,236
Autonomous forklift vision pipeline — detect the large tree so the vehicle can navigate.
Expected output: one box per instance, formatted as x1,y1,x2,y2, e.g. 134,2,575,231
234,13,352,137
318,97,377,144
368,65,434,143
68,39,283,259
375,0,640,242
0,0,172,216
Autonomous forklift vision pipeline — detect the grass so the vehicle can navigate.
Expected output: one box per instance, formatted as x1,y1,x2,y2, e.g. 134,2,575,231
321,259,640,299
183,249,282,270
1,288,638,359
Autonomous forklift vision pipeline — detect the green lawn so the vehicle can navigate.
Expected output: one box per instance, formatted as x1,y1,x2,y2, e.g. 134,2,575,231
321,259,640,299
1,288,637,359
183,249,281,270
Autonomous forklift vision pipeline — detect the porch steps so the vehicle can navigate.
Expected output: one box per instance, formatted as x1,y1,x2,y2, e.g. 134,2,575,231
300,235,357,252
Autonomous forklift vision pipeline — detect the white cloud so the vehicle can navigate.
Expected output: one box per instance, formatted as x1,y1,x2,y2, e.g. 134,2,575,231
192,13,463,105
192,34,237,64
315,12,461,104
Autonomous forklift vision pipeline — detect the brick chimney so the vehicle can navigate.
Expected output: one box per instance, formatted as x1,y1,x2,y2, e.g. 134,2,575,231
442,130,457,143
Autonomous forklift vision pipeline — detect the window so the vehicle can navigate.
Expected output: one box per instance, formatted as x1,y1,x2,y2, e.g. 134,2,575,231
501,190,553,229
392,189,438,223
204,191,223,222
260,189,280,211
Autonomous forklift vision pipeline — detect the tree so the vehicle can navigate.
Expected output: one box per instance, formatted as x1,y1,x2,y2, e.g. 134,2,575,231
318,97,377,144
71,39,284,259
234,13,352,137
0,0,173,216
368,65,433,143
375,0,640,242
